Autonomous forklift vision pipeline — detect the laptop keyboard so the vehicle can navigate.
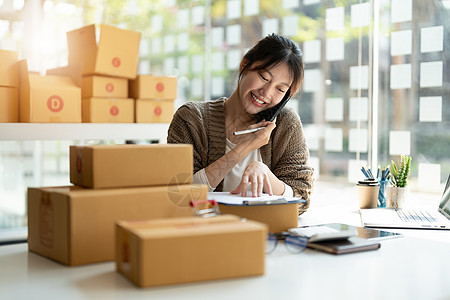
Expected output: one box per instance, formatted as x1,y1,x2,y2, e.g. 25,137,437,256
396,209,438,223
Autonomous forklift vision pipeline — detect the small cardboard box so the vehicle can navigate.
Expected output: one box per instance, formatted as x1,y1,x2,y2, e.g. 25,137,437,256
70,144,193,188
218,203,299,233
0,49,19,87
135,99,174,123
67,24,140,79
82,97,134,123
27,184,207,266
130,75,177,100
0,87,18,122
18,60,81,123
116,215,267,287
82,75,128,98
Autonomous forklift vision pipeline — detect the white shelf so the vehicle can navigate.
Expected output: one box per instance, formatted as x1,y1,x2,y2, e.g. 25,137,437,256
0,123,170,141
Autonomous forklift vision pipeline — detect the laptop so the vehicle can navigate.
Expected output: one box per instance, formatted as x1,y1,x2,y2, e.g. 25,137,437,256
360,175,450,230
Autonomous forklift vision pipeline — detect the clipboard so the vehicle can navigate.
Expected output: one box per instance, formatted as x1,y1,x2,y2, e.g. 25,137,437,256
208,192,306,206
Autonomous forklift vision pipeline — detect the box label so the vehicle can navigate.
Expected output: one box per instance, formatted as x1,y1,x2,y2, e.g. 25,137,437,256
47,95,64,112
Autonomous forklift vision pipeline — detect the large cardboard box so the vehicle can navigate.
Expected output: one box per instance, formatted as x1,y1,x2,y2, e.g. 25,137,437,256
67,24,140,79
0,87,18,122
82,97,134,123
218,203,299,233
18,60,81,123
0,49,19,87
70,144,193,188
82,75,128,98
135,99,174,123
130,75,177,100
116,215,267,287
28,184,207,266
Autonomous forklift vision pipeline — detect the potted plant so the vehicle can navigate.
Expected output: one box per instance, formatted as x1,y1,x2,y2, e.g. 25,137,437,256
387,155,412,208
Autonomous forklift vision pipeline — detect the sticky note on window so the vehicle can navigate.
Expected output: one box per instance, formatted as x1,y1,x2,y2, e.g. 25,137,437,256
303,69,321,92
325,98,344,122
326,37,345,61
191,78,203,97
244,0,259,16
349,97,368,122
304,0,320,4
211,77,225,97
326,7,344,31
177,56,189,75
227,49,241,70
391,30,412,56
304,40,321,63
351,3,370,27
350,65,369,90
178,9,189,29
391,0,412,23
390,64,411,89
191,55,203,74
389,131,411,155
421,26,444,53
349,128,368,153
139,60,150,74
152,15,163,32
282,15,298,37
325,127,343,152
419,96,442,122
420,61,443,88
177,33,189,52
152,37,161,54
227,0,241,19
164,35,175,53
418,163,441,190
163,57,175,75
262,18,279,36
303,124,320,151
227,24,241,46
283,0,299,9
192,6,205,26
212,27,224,48
212,52,225,71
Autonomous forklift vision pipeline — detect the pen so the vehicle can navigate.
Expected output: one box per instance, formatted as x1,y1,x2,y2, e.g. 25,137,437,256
233,127,265,136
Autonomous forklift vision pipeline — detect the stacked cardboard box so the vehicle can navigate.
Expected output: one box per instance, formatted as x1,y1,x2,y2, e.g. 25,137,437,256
0,50,19,122
67,24,140,123
130,75,177,123
28,144,209,266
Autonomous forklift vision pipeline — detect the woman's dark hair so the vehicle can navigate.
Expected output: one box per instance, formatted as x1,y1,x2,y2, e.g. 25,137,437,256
238,33,304,122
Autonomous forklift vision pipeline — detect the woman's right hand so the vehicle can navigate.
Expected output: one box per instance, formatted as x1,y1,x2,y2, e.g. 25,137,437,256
235,120,276,152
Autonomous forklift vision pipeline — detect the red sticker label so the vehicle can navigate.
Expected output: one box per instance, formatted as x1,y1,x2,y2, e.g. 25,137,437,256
105,83,114,93
47,95,64,112
110,106,119,116
112,57,121,68
154,106,162,116
156,82,164,92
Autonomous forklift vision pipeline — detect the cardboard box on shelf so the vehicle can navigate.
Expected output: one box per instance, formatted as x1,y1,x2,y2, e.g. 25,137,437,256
27,184,207,266
18,60,81,123
0,87,18,122
135,98,175,123
67,24,140,79
116,215,267,287
0,49,19,87
82,75,128,98
218,203,299,233
82,97,134,123
70,144,193,188
130,75,177,100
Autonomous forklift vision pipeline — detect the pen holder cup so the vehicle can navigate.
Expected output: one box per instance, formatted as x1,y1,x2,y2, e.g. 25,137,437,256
357,180,379,209
378,180,388,208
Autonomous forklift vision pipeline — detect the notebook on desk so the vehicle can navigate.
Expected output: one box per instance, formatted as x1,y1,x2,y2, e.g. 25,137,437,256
360,175,450,230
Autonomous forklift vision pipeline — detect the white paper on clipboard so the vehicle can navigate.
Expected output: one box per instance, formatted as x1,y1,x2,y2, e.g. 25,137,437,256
208,192,305,206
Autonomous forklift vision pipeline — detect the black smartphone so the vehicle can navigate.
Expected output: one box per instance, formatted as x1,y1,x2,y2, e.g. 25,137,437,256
254,88,291,123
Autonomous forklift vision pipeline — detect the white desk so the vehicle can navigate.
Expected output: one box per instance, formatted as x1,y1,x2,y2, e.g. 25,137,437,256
1,182,450,300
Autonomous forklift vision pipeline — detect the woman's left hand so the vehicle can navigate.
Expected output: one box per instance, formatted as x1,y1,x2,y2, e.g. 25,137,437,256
231,161,273,197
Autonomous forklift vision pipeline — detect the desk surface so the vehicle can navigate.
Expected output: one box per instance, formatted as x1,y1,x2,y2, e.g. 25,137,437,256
2,183,450,300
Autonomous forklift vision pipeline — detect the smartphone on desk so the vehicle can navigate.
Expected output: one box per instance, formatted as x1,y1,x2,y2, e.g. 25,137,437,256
254,88,291,123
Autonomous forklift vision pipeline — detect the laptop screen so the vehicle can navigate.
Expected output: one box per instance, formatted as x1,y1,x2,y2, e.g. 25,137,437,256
439,176,450,218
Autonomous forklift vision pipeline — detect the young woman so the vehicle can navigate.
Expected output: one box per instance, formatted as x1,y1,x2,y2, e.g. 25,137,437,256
167,33,314,215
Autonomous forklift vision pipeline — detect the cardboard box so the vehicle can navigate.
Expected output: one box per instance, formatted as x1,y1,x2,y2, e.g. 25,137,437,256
116,215,267,287
67,24,140,79
18,60,81,123
82,75,128,98
0,49,19,87
0,87,18,122
218,203,299,233
82,97,134,123
135,99,174,123
70,144,193,188
130,75,177,100
27,184,207,266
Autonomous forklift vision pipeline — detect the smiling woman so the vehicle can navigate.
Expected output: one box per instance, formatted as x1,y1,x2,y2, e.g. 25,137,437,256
167,33,314,216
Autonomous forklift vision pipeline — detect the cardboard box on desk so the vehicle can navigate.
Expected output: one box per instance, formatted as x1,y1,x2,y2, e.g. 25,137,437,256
70,144,193,188
218,203,299,233
82,75,128,98
130,75,177,100
82,97,134,123
18,60,81,122
67,24,140,79
0,49,19,87
0,87,18,122
135,98,175,123
27,184,207,266
116,215,267,287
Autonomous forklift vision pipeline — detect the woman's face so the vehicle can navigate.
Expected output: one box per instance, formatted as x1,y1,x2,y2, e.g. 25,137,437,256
238,62,292,115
